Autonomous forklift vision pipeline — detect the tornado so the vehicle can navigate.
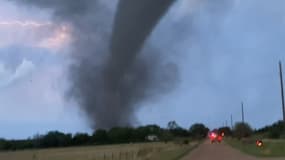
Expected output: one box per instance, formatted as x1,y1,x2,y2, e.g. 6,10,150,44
99,0,175,128
9,0,176,129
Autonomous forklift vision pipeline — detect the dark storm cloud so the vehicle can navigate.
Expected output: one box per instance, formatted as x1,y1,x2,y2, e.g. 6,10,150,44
10,0,177,129
5,0,285,134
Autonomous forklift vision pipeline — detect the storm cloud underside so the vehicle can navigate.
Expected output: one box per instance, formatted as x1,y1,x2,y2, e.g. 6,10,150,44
8,0,285,131
10,0,177,129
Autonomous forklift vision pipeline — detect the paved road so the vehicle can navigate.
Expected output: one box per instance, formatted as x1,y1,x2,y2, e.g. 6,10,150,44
181,141,285,160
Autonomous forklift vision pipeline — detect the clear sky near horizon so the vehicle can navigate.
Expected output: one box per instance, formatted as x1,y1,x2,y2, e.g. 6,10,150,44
0,0,285,139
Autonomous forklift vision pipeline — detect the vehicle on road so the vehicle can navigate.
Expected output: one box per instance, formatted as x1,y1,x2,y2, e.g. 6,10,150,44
208,130,223,143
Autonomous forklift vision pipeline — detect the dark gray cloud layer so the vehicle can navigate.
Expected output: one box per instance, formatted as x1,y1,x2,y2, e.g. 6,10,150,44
8,0,285,132
10,0,177,129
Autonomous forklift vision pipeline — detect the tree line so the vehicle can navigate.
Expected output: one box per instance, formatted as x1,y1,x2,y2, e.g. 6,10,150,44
255,120,285,139
0,122,209,151
1,120,283,151
222,120,285,140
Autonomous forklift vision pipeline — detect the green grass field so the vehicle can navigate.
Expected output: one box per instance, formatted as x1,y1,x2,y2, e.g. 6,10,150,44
0,142,198,160
226,138,285,157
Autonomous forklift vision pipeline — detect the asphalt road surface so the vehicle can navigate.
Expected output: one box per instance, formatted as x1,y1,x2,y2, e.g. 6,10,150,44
181,141,285,160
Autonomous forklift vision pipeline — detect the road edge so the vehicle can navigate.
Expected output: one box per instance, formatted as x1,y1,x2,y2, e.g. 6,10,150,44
177,140,203,160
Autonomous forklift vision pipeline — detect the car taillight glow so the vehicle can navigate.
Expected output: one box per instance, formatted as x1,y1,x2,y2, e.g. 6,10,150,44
210,132,217,138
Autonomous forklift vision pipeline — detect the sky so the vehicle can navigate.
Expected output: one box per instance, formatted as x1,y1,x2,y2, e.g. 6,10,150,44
0,0,285,139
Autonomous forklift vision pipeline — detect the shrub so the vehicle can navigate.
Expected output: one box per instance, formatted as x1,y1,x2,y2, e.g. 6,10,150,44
233,122,253,139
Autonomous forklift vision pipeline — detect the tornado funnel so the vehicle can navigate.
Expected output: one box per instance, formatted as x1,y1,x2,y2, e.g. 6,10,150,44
98,0,175,128
111,0,175,56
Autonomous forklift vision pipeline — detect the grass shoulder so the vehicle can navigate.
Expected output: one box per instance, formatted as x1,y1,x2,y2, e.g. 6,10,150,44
226,138,285,158
147,141,200,160
0,140,201,160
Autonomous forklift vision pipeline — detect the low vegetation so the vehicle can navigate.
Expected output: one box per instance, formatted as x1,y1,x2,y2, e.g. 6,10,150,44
0,121,208,151
226,138,285,157
225,120,285,157
255,120,285,139
233,122,253,139
0,141,198,160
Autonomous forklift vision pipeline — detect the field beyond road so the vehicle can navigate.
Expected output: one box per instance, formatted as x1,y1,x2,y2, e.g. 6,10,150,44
181,140,284,160
0,142,197,160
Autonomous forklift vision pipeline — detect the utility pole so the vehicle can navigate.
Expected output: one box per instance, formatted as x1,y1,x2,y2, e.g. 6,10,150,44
241,102,245,123
231,114,233,129
279,61,285,126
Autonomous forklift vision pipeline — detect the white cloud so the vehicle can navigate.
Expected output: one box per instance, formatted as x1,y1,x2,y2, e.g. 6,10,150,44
0,59,35,88
0,62,90,139
0,62,64,120
12,59,35,80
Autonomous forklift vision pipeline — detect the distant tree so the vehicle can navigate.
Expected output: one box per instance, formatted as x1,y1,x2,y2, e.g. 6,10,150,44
233,122,253,139
0,139,11,150
160,130,174,142
72,133,90,145
134,126,151,141
144,125,161,135
167,121,180,130
0,139,5,150
40,131,72,148
167,121,189,137
92,129,109,144
12,140,34,150
134,125,162,141
108,127,134,143
32,134,44,148
218,127,233,136
255,120,285,139
268,128,281,139
189,123,209,139
2,140,13,150
256,120,284,133
170,128,189,137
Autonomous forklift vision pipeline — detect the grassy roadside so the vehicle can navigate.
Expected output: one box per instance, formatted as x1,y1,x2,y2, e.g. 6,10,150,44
0,141,200,160
148,141,200,160
226,138,285,157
